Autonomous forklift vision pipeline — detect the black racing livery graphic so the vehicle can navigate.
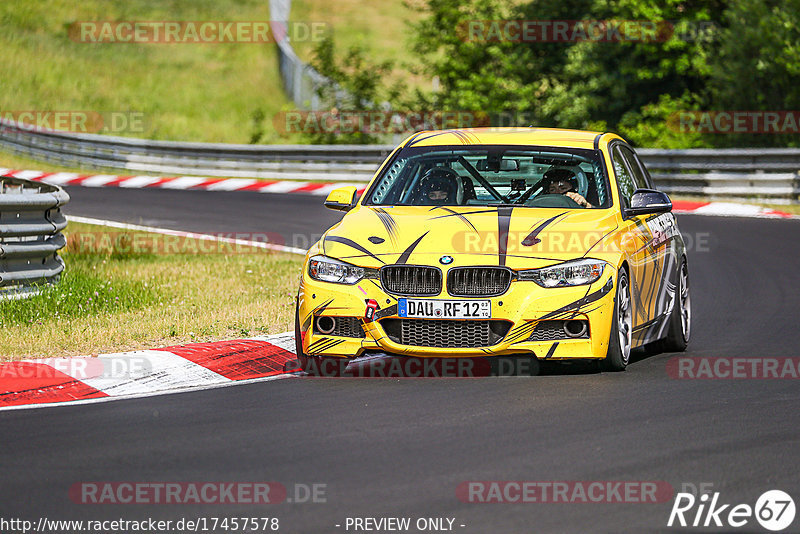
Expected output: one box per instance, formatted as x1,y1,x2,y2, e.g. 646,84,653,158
324,235,385,264
302,298,334,331
396,232,429,264
407,129,479,147
429,207,487,232
521,212,568,247
582,226,618,258
541,342,559,359
368,236,385,244
537,277,615,322
373,207,399,245
497,206,513,267
306,337,346,355
504,321,539,344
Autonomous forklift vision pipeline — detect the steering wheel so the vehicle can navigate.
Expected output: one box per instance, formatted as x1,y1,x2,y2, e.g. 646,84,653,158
527,193,581,208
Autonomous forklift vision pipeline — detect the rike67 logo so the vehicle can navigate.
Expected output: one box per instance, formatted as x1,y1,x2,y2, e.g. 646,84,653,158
668,489,795,531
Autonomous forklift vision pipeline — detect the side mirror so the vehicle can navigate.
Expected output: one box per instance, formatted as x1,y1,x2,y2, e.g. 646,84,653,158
626,189,672,216
324,186,358,212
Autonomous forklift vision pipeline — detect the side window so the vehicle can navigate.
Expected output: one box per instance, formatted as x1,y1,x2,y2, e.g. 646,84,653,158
612,145,635,207
629,150,654,188
619,146,650,190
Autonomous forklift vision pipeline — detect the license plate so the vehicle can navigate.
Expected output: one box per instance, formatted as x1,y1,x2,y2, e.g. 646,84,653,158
398,298,491,319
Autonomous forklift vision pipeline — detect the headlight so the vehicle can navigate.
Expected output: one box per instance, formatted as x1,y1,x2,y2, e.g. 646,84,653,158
308,255,368,284
518,259,607,288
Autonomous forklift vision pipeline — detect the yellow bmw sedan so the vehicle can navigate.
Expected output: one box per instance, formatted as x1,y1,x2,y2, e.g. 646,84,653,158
295,128,691,374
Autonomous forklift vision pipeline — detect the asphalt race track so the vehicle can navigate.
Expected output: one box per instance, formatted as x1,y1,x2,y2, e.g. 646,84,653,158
2,186,799,533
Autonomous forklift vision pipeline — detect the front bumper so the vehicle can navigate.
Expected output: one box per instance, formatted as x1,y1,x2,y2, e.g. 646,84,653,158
297,266,617,361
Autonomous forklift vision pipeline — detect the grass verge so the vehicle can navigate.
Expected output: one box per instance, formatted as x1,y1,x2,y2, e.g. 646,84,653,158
290,0,427,89
0,0,298,143
0,222,303,361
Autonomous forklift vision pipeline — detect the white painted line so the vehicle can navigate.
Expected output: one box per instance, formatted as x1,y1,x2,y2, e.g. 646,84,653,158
66,215,308,255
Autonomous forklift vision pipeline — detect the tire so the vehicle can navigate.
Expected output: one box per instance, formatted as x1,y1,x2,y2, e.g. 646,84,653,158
601,268,633,372
657,257,691,352
294,302,346,376
294,301,312,372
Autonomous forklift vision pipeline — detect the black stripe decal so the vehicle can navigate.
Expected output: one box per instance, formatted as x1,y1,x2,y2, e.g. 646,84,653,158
537,277,614,321
543,342,559,359
522,212,567,247
308,339,345,355
374,208,399,244
582,226,618,257
497,206,513,267
430,207,479,232
396,232,429,264
303,298,334,330
324,235,385,264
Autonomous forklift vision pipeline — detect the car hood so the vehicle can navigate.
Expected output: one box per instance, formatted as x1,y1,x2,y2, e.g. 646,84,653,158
320,205,620,270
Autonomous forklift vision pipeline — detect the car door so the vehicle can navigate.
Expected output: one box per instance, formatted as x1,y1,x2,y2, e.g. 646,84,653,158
610,142,660,339
625,146,682,328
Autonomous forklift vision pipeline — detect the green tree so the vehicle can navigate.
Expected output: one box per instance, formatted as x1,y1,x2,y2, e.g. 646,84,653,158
705,0,800,146
308,35,403,144
407,0,537,120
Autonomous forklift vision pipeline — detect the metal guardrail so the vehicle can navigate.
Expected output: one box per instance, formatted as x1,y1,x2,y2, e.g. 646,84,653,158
0,177,69,298
1,119,799,201
271,0,327,111
0,119,391,181
637,148,800,200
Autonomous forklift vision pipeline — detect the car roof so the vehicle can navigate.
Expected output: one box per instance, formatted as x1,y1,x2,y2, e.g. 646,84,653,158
400,127,619,150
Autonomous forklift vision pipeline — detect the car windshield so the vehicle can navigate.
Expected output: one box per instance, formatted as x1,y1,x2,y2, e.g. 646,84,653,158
364,145,610,209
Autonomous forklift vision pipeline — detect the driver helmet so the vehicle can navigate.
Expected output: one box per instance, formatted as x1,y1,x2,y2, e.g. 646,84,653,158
419,167,459,205
542,168,577,194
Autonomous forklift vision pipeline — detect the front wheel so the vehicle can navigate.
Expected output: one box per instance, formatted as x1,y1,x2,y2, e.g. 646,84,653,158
601,268,632,372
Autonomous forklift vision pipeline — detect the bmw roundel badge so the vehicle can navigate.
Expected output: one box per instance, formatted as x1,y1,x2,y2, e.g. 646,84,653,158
439,255,454,265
